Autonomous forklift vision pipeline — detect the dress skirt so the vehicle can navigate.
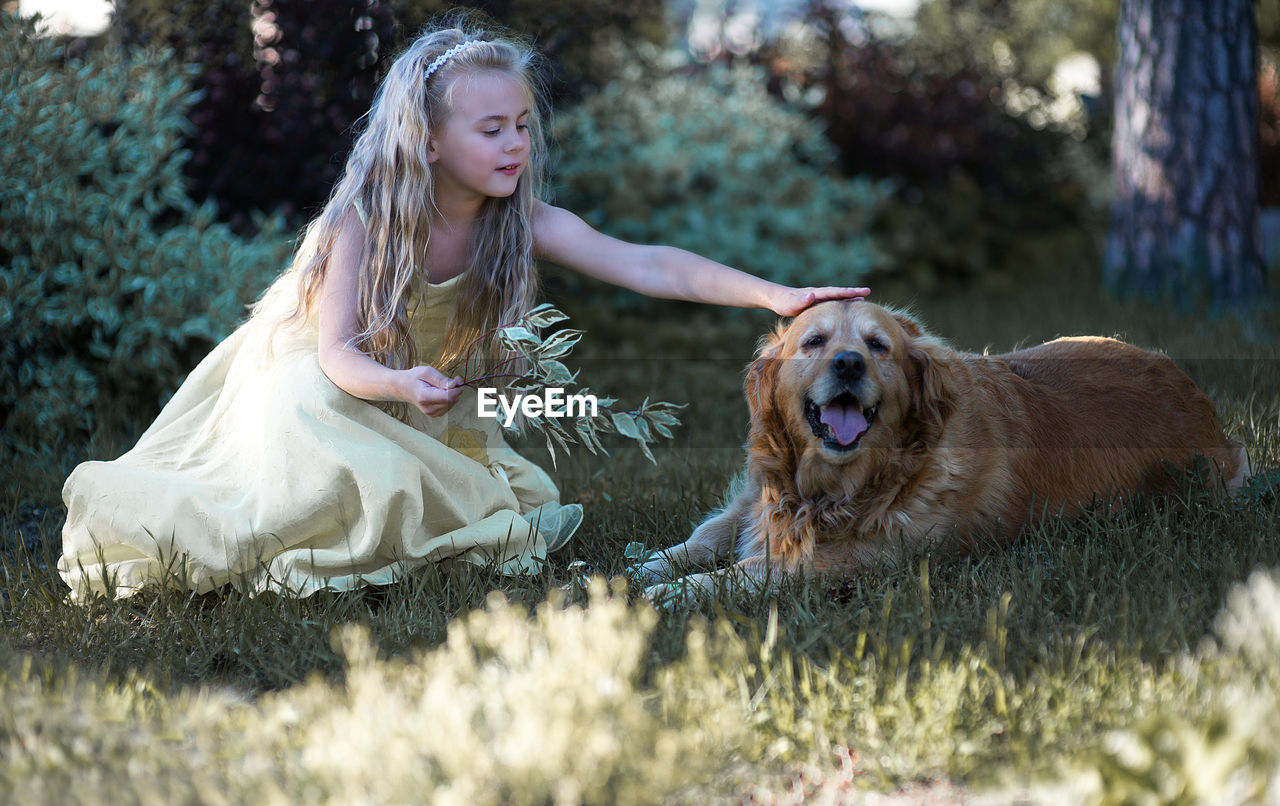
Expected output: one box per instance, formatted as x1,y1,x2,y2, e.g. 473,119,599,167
59,272,581,599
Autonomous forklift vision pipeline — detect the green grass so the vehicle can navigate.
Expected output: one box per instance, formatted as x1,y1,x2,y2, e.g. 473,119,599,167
2,281,1279,804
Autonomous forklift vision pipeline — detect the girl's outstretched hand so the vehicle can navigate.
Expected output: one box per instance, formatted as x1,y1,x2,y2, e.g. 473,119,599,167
772,285,871,317
401,366,464,417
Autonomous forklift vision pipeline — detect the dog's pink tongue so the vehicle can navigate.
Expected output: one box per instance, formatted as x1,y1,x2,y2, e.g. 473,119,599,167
820,403,868,446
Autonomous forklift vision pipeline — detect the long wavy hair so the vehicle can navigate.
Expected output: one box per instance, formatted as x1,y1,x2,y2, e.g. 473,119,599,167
265,18,547,418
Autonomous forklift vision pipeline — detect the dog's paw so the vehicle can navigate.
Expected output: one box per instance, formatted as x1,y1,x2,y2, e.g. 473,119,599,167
642,581,690,608
625,544,676,586
643,576,715,608
628,561,668,586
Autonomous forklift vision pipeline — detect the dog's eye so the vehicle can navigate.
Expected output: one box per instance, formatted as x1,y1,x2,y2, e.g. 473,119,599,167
865,336,889,354
803,334,826,349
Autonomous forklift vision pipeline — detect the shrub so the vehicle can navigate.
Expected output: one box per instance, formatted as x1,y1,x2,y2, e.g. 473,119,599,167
0,13,293,458
0,579,745,805
112,0,668,223
551,58,888,296
684,2,1113,291
113,0,397,225
801,30,1108,291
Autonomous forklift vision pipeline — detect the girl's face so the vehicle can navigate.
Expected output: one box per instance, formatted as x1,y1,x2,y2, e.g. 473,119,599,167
427,70,531,208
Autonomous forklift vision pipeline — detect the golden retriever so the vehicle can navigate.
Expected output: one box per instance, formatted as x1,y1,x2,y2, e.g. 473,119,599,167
638,300,1251,602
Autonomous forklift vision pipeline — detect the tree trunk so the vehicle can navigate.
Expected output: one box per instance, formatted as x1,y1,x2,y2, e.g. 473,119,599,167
1106,0,1266,304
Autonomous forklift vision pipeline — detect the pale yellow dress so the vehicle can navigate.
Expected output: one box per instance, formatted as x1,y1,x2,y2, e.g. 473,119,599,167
59,263,582,600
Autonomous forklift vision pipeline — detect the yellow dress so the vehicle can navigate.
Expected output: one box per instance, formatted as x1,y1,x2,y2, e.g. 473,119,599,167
58,268,582,600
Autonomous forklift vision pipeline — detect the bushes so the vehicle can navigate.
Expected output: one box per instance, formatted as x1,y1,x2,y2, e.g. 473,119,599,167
802,28,1108,291
552,58,888,294
113,0,398,224
0,13,293,458
112,0,668,223
0,580,744,805
679,1,1113,291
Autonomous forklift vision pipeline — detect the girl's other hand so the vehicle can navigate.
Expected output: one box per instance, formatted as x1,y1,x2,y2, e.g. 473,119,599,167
400,366,464,416
772,286,870,317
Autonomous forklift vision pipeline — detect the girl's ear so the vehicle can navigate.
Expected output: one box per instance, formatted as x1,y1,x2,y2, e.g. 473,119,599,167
426,138,440,163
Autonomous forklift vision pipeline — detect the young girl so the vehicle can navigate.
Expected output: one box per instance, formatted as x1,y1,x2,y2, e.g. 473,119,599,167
59,23,869,600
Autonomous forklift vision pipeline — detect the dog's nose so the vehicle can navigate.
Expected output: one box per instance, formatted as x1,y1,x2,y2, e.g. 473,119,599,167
831,351,866,381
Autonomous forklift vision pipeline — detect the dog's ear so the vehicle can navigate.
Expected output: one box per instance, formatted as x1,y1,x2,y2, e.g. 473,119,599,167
892,311,925,339
904,332,955,441
744,327,783,424
744,325,798,479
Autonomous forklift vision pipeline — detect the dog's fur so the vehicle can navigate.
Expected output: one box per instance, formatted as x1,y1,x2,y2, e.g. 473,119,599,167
639,300,1251,601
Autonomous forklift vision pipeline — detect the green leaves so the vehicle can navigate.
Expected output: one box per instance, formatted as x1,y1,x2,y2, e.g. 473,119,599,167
463,305,685,466
554,60,890,296
0,14,292,456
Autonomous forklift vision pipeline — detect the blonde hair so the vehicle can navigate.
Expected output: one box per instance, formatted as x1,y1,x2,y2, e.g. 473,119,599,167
268,18,547,417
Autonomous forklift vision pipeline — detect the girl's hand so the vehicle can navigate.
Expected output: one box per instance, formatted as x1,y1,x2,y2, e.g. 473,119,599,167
772,286,871,317
400,366,464,417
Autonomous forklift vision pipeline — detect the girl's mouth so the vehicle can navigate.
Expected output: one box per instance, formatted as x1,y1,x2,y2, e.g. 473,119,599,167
498,163,521,175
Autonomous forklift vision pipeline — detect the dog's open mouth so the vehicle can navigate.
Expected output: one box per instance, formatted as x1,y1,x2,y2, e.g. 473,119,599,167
806,393,878,451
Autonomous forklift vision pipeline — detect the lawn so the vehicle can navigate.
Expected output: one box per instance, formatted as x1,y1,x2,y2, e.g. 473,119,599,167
2,280,1278,804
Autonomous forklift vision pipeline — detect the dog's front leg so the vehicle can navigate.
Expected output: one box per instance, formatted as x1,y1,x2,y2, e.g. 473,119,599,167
643,555,786,607
632,494,752,584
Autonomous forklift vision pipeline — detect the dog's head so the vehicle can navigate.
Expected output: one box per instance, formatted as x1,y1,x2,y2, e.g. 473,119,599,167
746,300,954,476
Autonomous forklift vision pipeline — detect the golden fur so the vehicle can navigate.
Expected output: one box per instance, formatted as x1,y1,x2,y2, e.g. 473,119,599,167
639,300,1251,601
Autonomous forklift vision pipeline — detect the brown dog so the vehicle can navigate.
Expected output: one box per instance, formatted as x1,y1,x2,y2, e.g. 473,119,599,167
638,300,1250,602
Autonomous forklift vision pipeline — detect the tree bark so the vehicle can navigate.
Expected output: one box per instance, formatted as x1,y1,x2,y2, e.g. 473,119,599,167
1106,0,1266,305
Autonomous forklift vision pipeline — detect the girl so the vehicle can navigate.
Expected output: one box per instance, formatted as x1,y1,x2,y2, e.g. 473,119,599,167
59,22,869,599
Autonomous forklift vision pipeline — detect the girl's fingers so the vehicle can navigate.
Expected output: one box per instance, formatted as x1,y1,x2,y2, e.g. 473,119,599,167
816,286,870,300
405,367,465,415
412,365,453,387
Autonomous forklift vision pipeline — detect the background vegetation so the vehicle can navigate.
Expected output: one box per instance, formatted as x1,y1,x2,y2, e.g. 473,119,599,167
551,56,888,301
108,0,666,224
0,18,292,463
3,0,1279,802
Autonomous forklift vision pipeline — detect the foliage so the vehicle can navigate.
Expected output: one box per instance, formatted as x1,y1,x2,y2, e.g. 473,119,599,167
461,304,685,465
392,0,669,96
0,580,742,805
767,5,1110,292
551,57,888,297
910,0,1120,98
0,13,293,459
869,141,1109,293
670,0,1113,291
111,0,667,223
112,0,396,225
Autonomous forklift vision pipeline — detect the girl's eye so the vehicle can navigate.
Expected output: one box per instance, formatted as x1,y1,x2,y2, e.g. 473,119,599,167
484,129,501,136
803,334,826,349
865,336,888,353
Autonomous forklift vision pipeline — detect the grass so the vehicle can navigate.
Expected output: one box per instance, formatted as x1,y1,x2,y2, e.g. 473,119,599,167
2,280,1279,803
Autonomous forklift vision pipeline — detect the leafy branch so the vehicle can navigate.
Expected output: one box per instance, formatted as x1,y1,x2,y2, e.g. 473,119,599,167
456,304,684,466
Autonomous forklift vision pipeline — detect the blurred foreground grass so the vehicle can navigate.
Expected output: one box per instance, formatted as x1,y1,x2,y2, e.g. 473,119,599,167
2,282,1279,804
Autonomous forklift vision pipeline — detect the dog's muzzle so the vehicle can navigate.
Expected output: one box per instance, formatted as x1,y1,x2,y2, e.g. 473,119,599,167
804,351,879,451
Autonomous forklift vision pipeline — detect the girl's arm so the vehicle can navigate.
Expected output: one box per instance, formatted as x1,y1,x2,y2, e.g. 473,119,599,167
317,210,462,416
532,203,868,316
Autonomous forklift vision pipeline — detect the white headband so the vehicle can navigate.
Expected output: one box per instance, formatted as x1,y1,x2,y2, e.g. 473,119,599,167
424,40,490,81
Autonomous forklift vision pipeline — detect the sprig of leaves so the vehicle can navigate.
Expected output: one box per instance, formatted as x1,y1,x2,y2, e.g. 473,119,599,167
458,304,684,466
